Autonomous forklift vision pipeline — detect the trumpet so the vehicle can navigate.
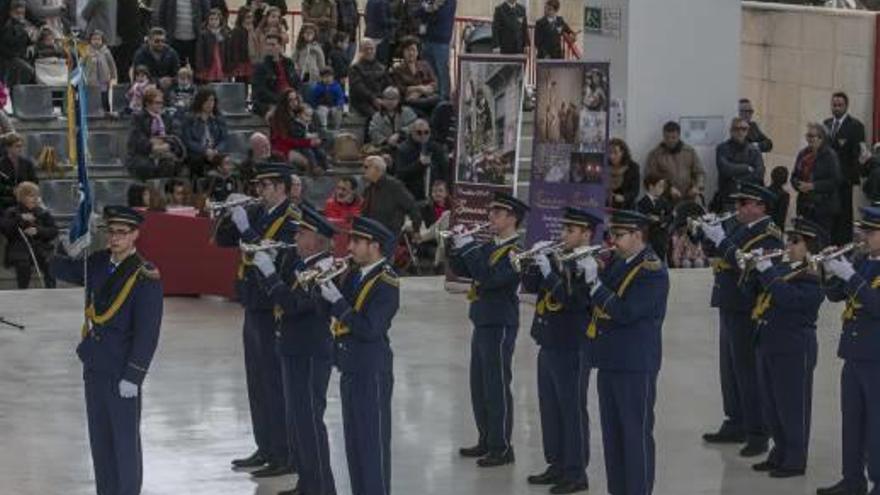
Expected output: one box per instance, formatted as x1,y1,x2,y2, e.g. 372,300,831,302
239,239,298,254
807,242,865,271
296,255,353,287
439,222,491,241
687,212,736,236
206,196,261,217
509,241,566,272
554,244,614,271
736,248,786,270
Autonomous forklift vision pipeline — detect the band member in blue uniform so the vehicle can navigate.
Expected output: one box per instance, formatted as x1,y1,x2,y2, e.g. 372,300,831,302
252,204,339,495
817,206,880,495
449,191,529,467
579,209,668,495
520,207,599,494
319,216,399,495
750,217,826,478
701,182,783,456
216,163,299,477
51,206,163,495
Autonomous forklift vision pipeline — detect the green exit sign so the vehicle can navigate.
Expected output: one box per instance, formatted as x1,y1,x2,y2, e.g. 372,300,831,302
585,6,603,32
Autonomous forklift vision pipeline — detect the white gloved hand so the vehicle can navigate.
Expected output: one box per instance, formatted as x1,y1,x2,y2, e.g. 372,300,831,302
252,251,276,276
320,281,343,303
119,379,138,399
315,256,335,272
702,222,726,246
61,237,86,259
754,256,773,273
231,206,250,233
453,234,474,249
535,253,552,278
824,258,856,281
578,256,599,285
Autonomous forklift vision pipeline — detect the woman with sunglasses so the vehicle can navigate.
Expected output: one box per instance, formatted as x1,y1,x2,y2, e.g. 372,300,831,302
791,122,843,237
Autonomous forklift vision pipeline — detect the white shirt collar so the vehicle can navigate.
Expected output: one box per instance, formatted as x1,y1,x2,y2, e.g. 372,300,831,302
747,215,769,229
494,233,519,246
836,113,849,125
626,247,645,264
111,249,137,266
360,257,386,278
266,200,284,216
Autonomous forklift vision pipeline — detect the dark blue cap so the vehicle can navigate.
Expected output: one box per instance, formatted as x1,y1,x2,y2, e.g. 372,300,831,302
787,216,827,244
253,162,293,181
856,206,880,230
488,191,530,220
607,208,652,229
730,181,776,206
350,217,396,252
561,207,603,229
297,204,336,238
103,205,144,227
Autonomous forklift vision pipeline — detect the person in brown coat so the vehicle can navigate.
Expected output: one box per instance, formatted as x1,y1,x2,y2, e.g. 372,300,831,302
644,121,705,206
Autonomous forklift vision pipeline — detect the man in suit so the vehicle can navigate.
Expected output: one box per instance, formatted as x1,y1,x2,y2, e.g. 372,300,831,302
492,0,529,54
51,206,163,495
824,91,866,245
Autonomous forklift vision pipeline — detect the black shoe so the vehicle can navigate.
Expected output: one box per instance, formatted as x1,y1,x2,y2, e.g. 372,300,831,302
702,427,746,444
816,480,867,495
527,467,562,485
231,451,267,468
770,467,805,478
739,440,769,457
459,444,488,458
476,449,515,467
550,480,589,494
251,464,294,478
752,460,778,472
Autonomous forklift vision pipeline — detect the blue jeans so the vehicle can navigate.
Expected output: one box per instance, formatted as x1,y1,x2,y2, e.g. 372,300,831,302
422,42,451,100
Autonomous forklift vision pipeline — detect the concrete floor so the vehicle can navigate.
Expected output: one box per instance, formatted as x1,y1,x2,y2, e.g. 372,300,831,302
0,270,853,495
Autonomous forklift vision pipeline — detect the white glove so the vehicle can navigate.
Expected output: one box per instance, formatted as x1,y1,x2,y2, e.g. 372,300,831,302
61,236,86,259
231,206,250,233
252,251,276,276
824,258,856,281
578,256,598,285
315,256,335,272
453,234,474,249
754,256,773,273
535,253,552,278
702,222,726,246
119,379,138,399
320,280,343,303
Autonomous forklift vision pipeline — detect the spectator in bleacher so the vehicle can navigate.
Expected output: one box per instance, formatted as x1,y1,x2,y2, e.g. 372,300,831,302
302,0,337,52
492,0,528,55
239,131,279,189
165,65,196,117
607,137,640,210
0,133,37,212
637,173,672,263
391,36,440,117
327,31,352,83
738,98,773,153
335,0,358,60
268,90,326,175
256,6,289,49
645,121,705,206
24,0,64,33
825,91,866,245
31,26,65,69
205,153,240,202
81,0,118,58
165,178,192,207
791,121,842,237
715,116,765,211
155,0,210,66
195,7,231,83
324,176,362,224
131,27,181,90
534,0,573,60
83,29,118,112
292,22,325,84
769,165,790,231
126,65,154,114
418,0,455,100
361,154,421,237
307,66,346,135
0,82,15,136
113,0,147,83
393,118,448,201
288,173,304,206
182,87,228,180
0,0,36,87
367,86,418,155
290,104,328,175
127,183,148,207
365,0,394,65
1,181,57,288
126,86,182,180
228,5,259,82
864,146,880,203
252,33,300,117
349,39,392,118
417,178,451,272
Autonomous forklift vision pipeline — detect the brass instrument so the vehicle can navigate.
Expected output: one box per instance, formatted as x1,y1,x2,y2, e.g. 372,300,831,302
510,241,566,272
554,245,614,271
296,255,354,287
239,239,298,254
439,222,491,241
807,242,865,271
736,248,786,270
206,196,261,217
687,212,736,236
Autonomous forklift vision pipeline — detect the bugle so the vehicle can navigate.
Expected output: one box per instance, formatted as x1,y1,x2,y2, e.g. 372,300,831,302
807,242,865,271
735,248,786,270
296,255,354,287
510,241,566,271
206,196,260,217
687,211,736,236
239,239,298,254
554,244,614,271
438,222,491,241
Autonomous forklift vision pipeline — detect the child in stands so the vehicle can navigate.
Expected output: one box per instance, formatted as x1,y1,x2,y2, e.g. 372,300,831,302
83,30,118,112
196,8,231,83
166,66,197,117
228,5,260,83
292,22,325,84
205,153,241,202
126,65,154,113
291,104,328,175
307,66,346,135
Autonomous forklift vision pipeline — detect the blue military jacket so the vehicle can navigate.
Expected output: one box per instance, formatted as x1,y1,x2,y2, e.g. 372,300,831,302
826,257,880,362
449,236,521,327
51,250,163,385
328,260,399,373
264,251,334,358
215,200,298,311
706,217,784,312
521,259,592,350
752,261,824,355
586,248,669,372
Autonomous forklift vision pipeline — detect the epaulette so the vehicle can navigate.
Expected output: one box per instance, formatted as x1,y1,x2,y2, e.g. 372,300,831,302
139,263,161,280
380,266,400,287
287,205,303,221
642,253,663,271
766,222,783,240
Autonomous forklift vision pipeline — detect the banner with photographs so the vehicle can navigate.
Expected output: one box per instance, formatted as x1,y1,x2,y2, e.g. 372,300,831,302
525,61,610,245
451,54,527,232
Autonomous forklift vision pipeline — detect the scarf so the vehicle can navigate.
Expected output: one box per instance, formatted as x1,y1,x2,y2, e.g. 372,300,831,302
149,111,166,136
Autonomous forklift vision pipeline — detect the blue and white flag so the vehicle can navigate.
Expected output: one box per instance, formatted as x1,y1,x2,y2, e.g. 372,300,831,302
66,50,93,253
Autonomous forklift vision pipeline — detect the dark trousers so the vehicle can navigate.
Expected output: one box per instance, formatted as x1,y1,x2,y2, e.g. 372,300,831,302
597,370,656,495
832,184,855,245
242,309,288,464
280,354,336,495
171,39,197,67
719,309,765,441
756,346,816,470
841,361,880,492
470,324,517,454
340,371,393,495
112,41,140,83
84,371,142,495
537,347,590,483
13,257,55,289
